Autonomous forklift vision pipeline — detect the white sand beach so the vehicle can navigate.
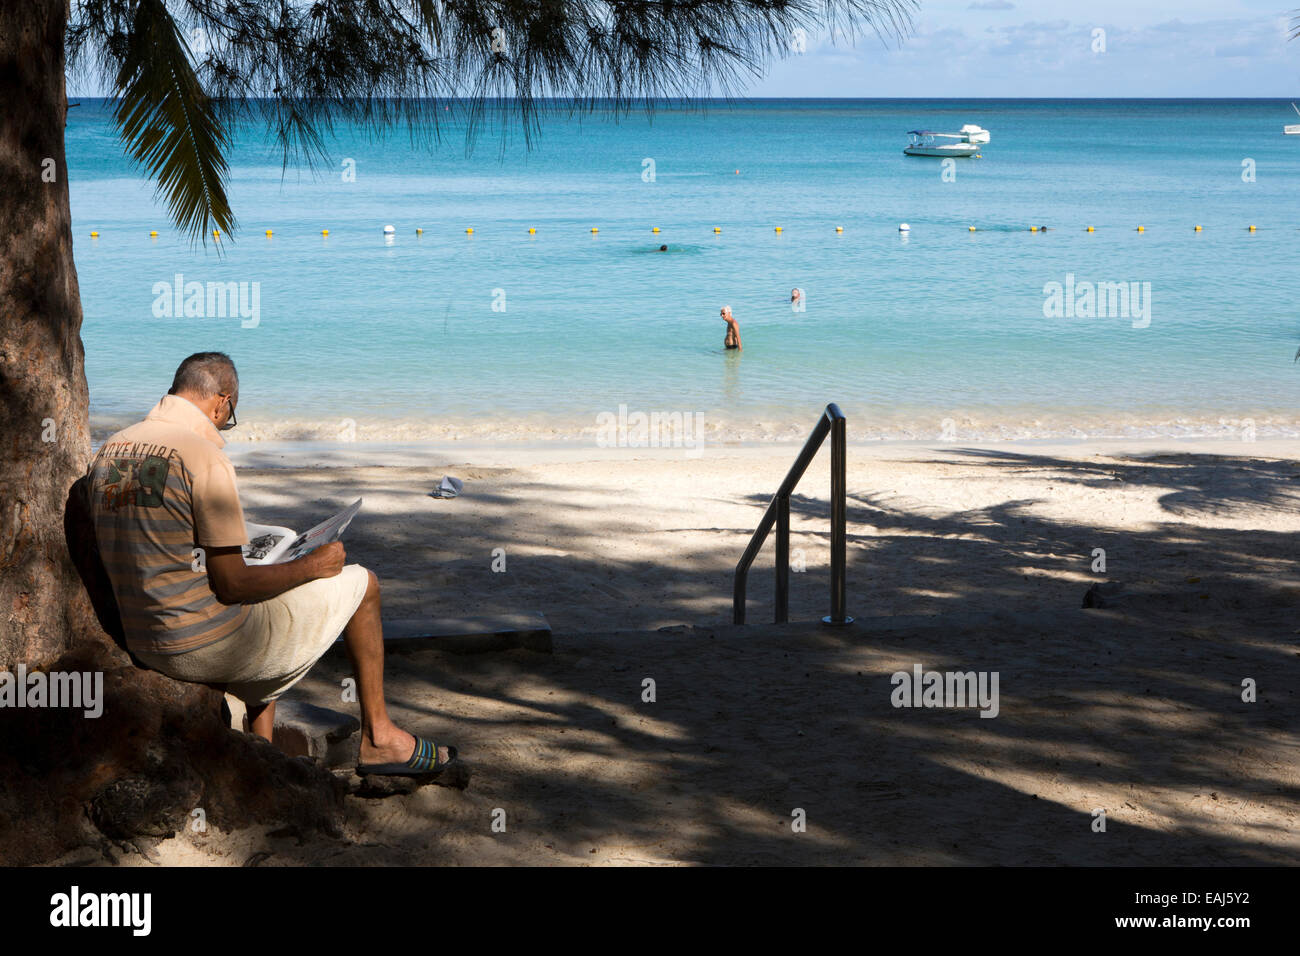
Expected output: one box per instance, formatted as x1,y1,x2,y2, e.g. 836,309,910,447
59,438,1300,865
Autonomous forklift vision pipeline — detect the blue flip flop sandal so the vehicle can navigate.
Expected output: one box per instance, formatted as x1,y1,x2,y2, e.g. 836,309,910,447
357,735,458,777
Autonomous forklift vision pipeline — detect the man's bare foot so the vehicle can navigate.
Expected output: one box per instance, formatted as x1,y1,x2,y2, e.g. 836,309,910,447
358,727,452,767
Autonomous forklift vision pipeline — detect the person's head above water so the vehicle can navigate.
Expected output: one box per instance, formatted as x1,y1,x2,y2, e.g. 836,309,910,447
659,244,668,251
791,287,801,301
720,305,733,320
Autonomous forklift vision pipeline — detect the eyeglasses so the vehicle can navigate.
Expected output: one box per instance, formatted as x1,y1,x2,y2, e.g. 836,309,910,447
218,393,237,431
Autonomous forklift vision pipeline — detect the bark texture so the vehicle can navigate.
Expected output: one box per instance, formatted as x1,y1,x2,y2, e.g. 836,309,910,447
0,0,345,865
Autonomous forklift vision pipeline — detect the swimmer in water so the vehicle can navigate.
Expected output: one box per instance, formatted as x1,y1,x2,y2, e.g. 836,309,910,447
721,305,741,351
659,244,668,251
791,287,802,305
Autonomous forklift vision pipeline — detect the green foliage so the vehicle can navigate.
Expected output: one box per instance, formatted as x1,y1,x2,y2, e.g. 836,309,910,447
108,0,233,243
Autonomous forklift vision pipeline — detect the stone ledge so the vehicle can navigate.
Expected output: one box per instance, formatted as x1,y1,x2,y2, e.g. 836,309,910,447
270,699,360,769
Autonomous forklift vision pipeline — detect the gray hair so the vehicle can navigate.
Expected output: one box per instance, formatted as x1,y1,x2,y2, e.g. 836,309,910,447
169,352,238,400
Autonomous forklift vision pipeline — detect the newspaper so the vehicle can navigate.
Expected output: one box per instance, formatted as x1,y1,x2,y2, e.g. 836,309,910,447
242,499,362,566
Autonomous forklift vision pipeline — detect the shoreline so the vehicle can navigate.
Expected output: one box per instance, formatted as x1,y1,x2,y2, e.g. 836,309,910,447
90,409,1300,451
217,435,1300,469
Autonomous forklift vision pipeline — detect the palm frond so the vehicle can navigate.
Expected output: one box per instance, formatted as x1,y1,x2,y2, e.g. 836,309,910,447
110,0,232,245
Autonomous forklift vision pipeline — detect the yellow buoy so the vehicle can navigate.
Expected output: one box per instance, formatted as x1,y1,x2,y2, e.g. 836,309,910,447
1136,226,1144,232
528,228,535,234
1086,226,1095,232
416,228,423,235
265,229,272,237
774,226,782,233
322,229,329,236
968,226,976,232
1248,224,1256,232
652,227,660,233
591,227,598,233
836,226,844,233
212,229,220,238
1029,226,1038,232
90,231,98,237
1194,225,1202,232
713,227,721,234
149,230,158,237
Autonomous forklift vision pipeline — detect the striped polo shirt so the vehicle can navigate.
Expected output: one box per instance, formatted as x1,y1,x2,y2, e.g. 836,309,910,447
88,394,250,655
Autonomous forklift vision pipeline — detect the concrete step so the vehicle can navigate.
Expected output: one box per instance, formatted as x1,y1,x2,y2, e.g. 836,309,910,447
271,700,360,768
221,696,361,770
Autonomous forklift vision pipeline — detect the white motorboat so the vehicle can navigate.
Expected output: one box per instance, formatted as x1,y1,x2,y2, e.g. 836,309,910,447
904,124,990,157
1286,103,1300,135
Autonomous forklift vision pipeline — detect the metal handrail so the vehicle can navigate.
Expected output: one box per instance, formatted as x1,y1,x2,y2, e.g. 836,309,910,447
733,403,851,626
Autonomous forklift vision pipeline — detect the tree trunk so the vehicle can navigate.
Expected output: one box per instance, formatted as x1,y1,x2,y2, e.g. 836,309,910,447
0,0,345,865
0,1,94,669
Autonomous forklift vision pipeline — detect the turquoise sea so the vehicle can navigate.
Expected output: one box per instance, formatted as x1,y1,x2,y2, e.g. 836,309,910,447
69,98,1300,443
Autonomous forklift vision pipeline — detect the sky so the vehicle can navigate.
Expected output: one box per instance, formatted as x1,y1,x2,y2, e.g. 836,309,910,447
748,0,1300,97
66,1,1300,99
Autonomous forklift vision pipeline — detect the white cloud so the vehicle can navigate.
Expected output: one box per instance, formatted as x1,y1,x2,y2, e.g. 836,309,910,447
748,11,1298,96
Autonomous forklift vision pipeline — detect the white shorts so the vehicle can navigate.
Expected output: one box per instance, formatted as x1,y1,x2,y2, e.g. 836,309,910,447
134,564,371,705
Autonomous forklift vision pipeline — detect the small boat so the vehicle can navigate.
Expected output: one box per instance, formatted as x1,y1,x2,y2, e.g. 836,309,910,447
1286,103,1300,135
904,124,990,157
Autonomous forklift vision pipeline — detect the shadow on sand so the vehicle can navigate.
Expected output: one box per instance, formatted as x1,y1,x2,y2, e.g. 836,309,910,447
199,448,1298,864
